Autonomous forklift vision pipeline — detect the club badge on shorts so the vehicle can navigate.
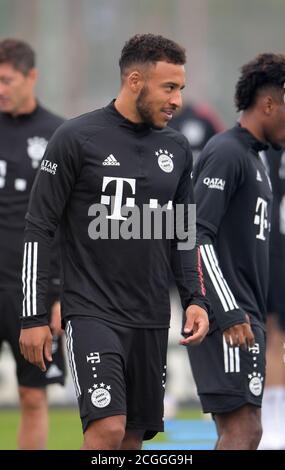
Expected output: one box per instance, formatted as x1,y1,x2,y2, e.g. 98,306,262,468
88,383,111,408
248,372,264,396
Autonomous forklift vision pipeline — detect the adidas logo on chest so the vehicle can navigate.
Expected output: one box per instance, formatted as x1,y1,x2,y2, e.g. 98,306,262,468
103,154,120,166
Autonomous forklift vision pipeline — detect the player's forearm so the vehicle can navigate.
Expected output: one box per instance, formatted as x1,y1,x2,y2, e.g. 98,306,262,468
171,239,210,314
47,229,61,302
21,220,54,329
198,225,246,331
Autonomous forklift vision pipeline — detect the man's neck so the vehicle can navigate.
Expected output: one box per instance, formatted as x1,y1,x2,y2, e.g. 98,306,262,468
12,96,37,117
239,111,266,143
115,92,142,124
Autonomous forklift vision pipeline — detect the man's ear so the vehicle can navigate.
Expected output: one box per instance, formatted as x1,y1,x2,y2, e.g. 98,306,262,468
263,95,275,116
127,70,144,93
27,67,38,86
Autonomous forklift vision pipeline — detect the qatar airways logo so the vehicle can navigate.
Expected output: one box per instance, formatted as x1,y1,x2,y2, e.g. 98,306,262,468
87,176,196,250
203,177,225,191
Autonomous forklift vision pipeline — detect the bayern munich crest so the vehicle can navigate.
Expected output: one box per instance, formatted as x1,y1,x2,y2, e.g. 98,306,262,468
155,149,174,173
88,383,111,408
248,372,264,397
27,136,48,168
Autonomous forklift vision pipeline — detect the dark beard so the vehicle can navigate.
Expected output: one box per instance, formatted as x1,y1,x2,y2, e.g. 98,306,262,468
136,86,160,128
271,142,282,151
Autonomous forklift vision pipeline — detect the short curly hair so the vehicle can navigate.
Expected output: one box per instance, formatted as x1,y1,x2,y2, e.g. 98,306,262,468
119,34,186,76
235,53,285,111
0,38,35,75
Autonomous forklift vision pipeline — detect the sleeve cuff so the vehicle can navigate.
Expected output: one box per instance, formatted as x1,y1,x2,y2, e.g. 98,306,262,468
21,316,49,329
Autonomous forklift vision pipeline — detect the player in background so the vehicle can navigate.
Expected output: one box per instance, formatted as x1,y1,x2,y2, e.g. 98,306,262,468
188,53,285,449
0,38,65,449
169,101,225,163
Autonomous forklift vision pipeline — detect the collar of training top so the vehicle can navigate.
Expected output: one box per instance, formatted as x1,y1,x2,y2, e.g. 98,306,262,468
104,99,152,134
1,101,42,123
234,122,269,152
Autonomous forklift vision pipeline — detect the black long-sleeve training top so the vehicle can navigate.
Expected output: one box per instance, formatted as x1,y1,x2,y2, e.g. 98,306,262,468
0,104,63,293
21,101,208,329
193,124,272,332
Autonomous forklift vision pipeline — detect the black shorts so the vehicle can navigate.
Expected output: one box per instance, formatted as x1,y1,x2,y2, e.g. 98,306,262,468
187,324,266,414
65,317,168,440
0,289,65,388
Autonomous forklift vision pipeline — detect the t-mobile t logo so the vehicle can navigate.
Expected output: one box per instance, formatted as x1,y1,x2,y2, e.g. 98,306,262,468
100,176,136,220
254,197,268,241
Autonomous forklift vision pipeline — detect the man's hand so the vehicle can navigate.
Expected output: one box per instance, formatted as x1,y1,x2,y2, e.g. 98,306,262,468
19,326,53,372
223,314,255,348
50,301,62,336
180,304,209,346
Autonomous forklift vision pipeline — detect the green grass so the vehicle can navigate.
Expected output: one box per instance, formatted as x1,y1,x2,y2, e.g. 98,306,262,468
176,408,203,420
0,408,82,449
0,407,202,449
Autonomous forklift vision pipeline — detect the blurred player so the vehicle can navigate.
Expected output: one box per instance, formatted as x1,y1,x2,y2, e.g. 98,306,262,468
0,38,65,449
169,101,225,163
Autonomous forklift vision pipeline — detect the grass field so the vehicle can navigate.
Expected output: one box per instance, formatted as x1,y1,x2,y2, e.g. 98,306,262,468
0,407,206,450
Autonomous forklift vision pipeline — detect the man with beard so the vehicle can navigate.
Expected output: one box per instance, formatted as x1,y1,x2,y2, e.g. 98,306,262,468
188,53,285,449
19,34,209,450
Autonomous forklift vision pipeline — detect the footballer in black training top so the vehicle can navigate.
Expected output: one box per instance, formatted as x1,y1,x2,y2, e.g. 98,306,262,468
187,52,285,450
19,34,209,448
0,104,65,385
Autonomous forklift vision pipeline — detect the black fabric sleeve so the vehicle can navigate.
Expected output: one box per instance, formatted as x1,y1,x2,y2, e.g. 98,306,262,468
47,228,62,306
194,140,247,331
171,142,210,314
198,225,247,331
21,124,83,328
193,139,245,232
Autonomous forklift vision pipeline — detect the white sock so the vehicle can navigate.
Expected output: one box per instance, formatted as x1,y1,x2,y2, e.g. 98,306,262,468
259,386,285,449
278,388,285,448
